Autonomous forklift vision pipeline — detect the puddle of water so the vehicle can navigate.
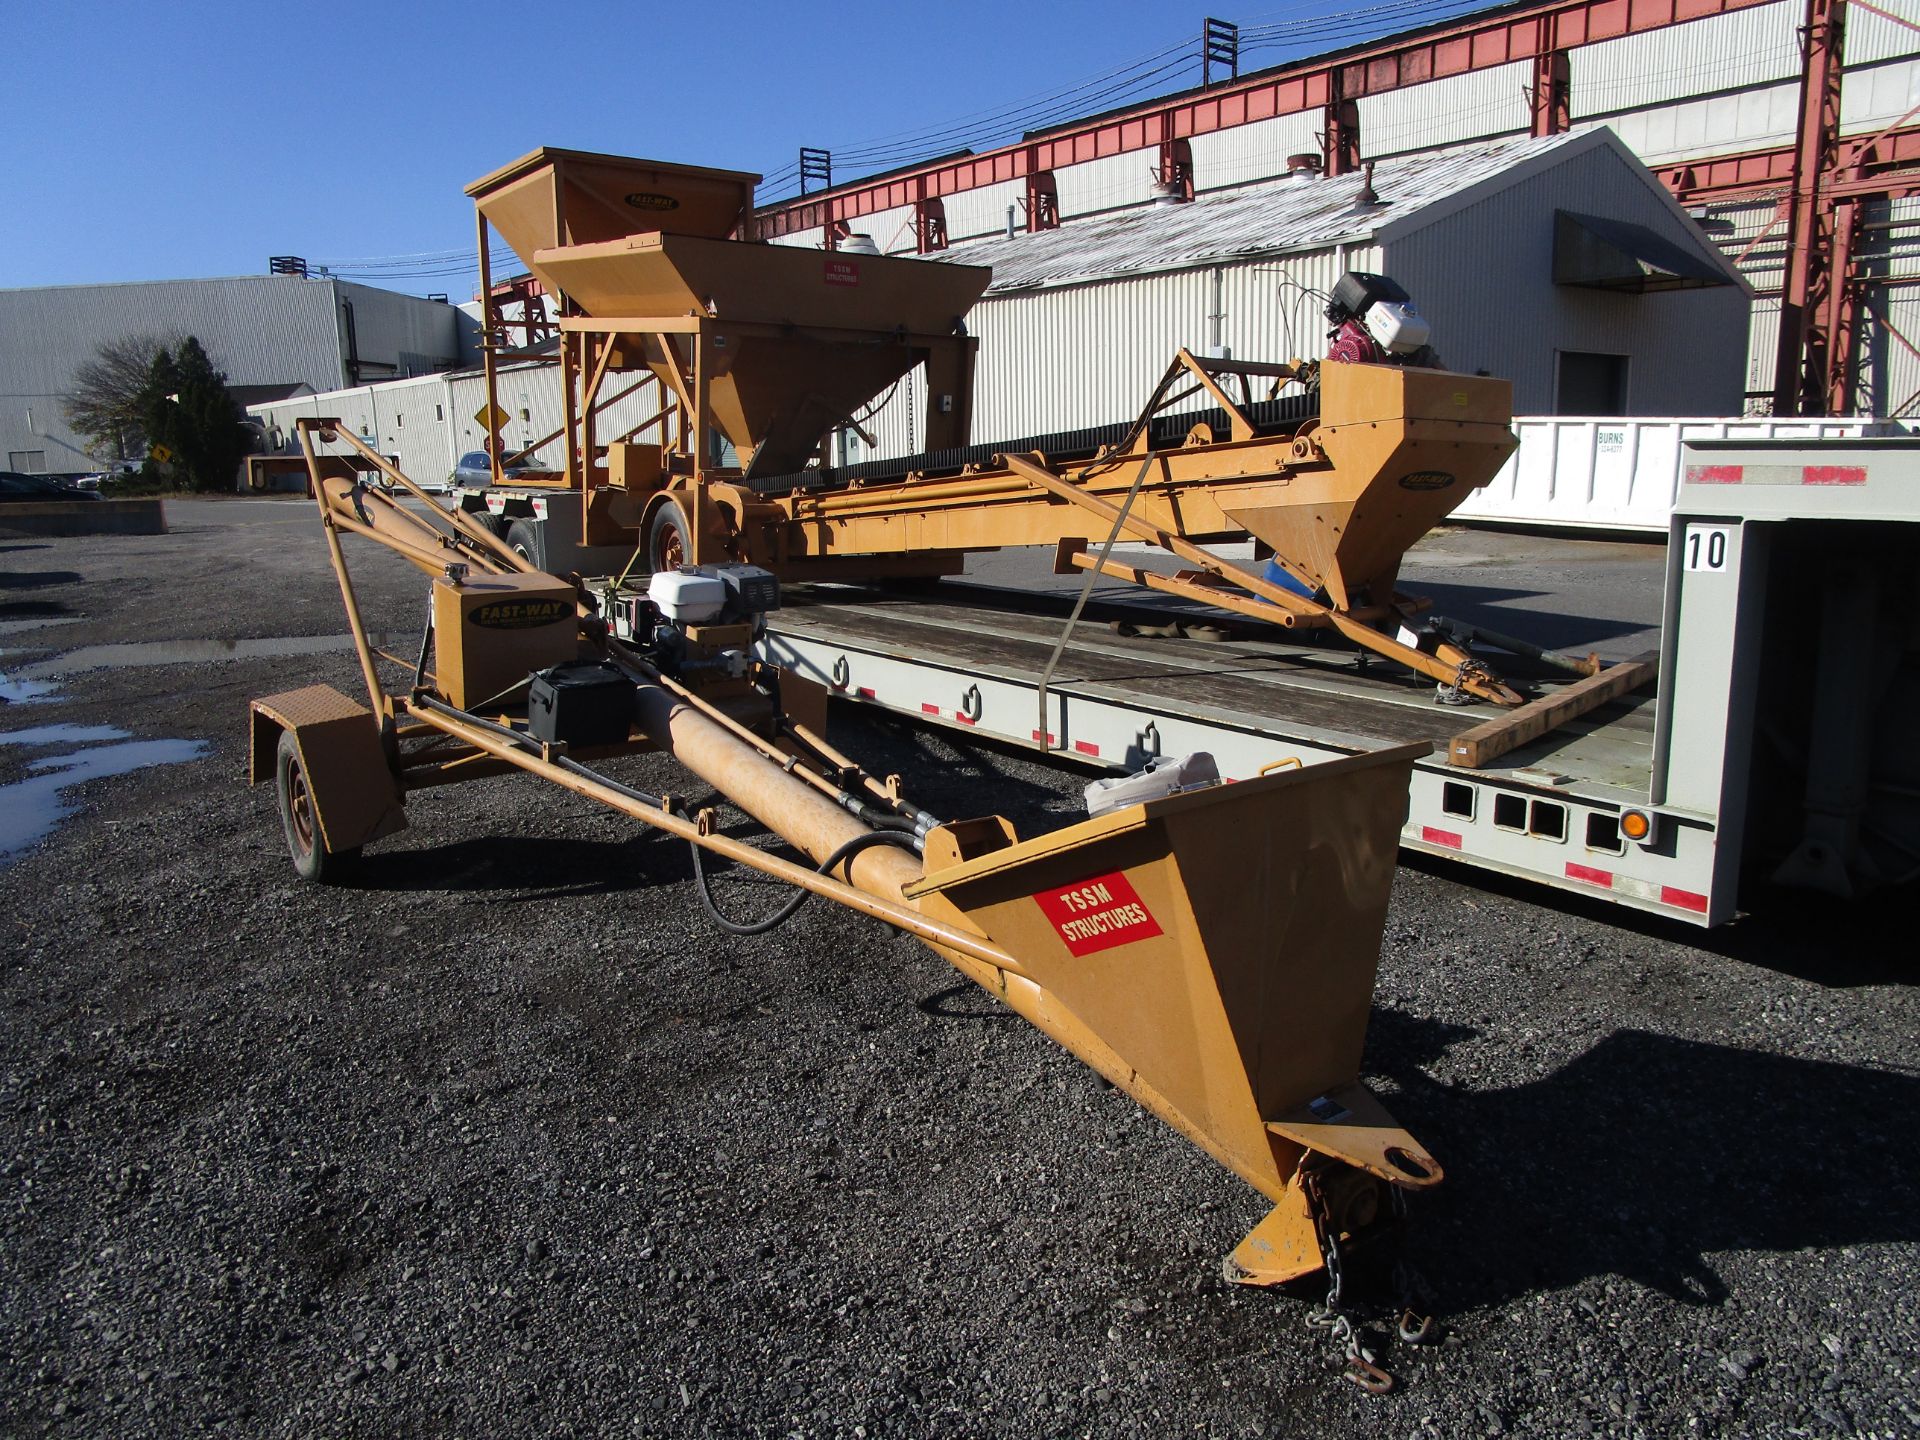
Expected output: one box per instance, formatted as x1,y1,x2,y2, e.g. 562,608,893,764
0,738,208,866
0,674,60,704
17,633,380,679
0,724,129,747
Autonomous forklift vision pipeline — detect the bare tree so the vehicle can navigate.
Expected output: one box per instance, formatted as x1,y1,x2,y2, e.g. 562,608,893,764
63,332,184,463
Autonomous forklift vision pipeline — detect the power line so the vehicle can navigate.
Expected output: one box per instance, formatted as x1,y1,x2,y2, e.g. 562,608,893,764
754,0,1511,204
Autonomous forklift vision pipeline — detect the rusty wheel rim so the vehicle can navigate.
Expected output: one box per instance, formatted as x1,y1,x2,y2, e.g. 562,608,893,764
655,514,686,571
289,764,316,856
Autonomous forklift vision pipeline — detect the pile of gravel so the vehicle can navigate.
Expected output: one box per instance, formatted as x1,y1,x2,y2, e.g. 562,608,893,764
2,506,1915,1437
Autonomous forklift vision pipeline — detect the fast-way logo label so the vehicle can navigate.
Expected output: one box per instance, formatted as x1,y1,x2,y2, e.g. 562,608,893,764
625,192,680,211
471,599,570,630
1398,470,1455,491
1032,870,1163,956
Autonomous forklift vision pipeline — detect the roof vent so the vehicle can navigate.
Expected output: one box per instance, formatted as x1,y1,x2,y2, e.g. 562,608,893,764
1348,162,1386,212
1286,154,1322,181
1150,178,1190,205
839,233,881,256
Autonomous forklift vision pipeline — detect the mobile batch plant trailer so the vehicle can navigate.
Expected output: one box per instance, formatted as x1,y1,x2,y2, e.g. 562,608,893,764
241,145,1571,1393
757,437,1920,928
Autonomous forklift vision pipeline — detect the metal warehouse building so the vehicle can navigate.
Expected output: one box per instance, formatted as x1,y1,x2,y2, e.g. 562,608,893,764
0,275,473,475
247,358,668,489
757,0,1920,421
849,128,1749,461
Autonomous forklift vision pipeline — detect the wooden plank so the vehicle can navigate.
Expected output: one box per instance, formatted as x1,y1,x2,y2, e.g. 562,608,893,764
1448,659,1658,769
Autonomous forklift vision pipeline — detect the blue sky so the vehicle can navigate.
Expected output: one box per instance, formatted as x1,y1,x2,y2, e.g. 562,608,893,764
9,0,1492,297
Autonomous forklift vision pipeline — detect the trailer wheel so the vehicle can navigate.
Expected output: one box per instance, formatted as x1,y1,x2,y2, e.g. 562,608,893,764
505,518,543,567
647,502,690,573
478,512,510,540
275,729,359,883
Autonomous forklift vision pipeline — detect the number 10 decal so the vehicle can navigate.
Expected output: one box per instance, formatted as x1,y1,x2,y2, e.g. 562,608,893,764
1683,524,1732,573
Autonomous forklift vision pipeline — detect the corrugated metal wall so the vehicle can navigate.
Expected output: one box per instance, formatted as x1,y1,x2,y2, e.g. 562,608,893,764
1055,150,1163,218
338,282,466,379
944,179,1026,244
1363,62,1533,158
249,363,673,486
855,243,1379,461
1847,0,1920,65
0,276,464,471
1573,3,1801,117
1190,113,1324,192
1382,141,1748,413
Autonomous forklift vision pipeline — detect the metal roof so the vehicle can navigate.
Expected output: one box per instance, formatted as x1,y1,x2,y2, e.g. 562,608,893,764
935,130,1592,294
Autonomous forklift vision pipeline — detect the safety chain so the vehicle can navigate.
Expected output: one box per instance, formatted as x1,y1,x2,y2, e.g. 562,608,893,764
1434,659,1484,707
1302,1168,1444,1396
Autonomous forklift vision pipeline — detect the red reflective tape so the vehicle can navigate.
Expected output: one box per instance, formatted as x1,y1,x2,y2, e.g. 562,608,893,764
856,686,876,699
1802,465,1866,486
1566,861,1614,888
955,713,978,726
1073,740,1100,756
1661,885,1710,914
1688,464,1744,485
1031,729,1056,744
920,702,940,715
1032,870,1164,956
1420,826,1463,850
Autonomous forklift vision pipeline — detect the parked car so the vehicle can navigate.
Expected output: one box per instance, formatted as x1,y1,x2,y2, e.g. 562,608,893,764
449,451,543,488
0,471,102,502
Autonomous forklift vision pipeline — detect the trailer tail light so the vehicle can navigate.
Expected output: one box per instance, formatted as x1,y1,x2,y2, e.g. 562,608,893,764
1619,807,1658,846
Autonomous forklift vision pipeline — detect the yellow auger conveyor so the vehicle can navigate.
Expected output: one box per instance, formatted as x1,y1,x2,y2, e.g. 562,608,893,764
249,404,1444,1389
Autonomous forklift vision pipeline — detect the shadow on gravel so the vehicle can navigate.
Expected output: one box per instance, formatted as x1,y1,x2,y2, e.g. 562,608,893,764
915,979,1019,1021
1369,1014,1920,1312
0,599,71,618
1398,851,1917,989
348,833,680,899
0,568,82,591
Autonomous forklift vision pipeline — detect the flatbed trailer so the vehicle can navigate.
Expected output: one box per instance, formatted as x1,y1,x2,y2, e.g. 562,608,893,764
748,436,1920,929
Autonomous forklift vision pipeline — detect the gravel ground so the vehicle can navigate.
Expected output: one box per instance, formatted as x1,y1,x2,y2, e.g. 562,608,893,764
2,501,1917,1439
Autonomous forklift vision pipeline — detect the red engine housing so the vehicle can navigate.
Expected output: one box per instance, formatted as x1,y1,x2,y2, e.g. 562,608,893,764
1326,317,1389,366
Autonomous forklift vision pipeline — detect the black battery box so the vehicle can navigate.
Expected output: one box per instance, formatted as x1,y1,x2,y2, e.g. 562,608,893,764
527,662,635,747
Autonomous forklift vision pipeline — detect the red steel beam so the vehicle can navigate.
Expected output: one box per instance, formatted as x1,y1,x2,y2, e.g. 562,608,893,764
757,0,1774,238
1773,0,1847,415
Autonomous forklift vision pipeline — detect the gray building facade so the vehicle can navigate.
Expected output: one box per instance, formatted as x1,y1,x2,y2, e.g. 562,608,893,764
0,275,476,473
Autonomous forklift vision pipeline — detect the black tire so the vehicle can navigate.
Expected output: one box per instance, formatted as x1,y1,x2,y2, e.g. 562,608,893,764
275,730,358,883
478,511,511,540
646,501,690,573
505,518,543,568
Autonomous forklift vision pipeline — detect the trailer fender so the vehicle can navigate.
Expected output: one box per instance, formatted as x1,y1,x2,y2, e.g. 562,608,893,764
248,685,407,853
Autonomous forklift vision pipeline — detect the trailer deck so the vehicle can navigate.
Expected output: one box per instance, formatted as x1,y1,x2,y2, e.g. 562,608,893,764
759,575,1699,921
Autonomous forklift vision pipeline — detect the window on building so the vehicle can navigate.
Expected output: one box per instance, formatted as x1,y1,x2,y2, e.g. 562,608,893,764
8,451,47,473
396,412,404,428
435,404,444,422
1556,351,1628,416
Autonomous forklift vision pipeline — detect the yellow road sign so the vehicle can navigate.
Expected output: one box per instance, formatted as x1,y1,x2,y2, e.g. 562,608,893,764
474,403,510,433
149,443,174,464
